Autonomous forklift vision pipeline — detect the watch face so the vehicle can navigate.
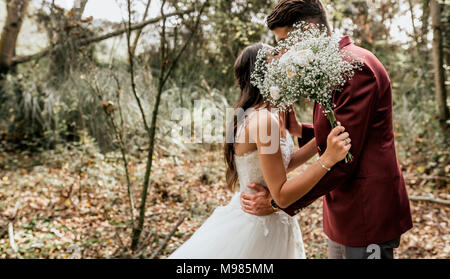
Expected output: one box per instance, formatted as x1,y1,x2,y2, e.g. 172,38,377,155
271,200,279,210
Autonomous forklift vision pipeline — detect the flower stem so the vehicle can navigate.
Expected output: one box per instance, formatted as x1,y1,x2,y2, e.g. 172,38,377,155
325,107,353,163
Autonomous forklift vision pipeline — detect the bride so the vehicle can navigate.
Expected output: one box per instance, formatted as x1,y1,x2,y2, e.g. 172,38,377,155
168,43,351,259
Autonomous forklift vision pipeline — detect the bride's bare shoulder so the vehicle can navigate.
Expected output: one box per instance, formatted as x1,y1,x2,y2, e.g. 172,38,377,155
248,109,280,142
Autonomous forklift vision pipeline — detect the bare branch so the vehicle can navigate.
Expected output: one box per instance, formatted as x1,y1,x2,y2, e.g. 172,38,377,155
87,75,136,226
11,9,194,66
130,0,152,56
125,0,150,132
150,215,185,259
7,200,22,259
8,223,19,254
410,195,450,206
161,2,207,86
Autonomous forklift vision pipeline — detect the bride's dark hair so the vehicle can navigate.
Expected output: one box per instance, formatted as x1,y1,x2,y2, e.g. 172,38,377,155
224,43,266,191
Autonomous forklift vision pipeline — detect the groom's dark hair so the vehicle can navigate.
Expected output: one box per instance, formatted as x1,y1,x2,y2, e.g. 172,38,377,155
267,0,331,32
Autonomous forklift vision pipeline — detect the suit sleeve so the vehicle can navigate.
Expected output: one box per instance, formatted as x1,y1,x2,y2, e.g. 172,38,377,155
282,66,379,215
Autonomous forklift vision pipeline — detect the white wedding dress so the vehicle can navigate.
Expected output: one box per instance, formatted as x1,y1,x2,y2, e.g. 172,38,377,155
168,109,306,259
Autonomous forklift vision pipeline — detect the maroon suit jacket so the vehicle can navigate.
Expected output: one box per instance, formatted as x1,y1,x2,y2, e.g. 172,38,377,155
283,36,413,246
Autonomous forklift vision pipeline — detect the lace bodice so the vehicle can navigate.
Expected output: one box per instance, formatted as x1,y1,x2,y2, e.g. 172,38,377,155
234,108,295,194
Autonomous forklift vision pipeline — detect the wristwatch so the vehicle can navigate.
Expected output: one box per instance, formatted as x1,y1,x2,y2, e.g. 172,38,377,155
270,199,280,212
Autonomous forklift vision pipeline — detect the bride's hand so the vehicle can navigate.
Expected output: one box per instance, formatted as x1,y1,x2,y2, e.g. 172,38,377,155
320,124,351,168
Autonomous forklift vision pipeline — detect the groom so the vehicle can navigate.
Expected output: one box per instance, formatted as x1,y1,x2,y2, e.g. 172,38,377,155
240,0,413,259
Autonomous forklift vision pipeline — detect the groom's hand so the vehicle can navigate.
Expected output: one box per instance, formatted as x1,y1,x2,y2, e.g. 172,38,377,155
285,105,302,138
240,184,274,216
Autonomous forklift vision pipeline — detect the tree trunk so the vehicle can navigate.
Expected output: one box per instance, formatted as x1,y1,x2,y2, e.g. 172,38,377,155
430,0,449,128
71,0,89,20
444,3,450,72
420,0,431,66
47,0,90,83
0,0,30,97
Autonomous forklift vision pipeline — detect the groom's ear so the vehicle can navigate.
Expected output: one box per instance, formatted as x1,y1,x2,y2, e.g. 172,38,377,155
272,26,292,42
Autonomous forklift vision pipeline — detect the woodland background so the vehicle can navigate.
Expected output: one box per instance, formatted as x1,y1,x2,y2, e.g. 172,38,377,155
0,0,448,259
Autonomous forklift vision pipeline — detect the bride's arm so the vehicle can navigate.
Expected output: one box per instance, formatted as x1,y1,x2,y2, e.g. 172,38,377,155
250,110,350,208
286,138,317,173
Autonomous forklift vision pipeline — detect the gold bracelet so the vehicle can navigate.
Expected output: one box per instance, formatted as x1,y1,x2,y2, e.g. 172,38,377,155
317,157,331,171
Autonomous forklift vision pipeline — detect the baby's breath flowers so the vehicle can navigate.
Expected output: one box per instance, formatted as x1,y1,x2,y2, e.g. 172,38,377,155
251,22,363,163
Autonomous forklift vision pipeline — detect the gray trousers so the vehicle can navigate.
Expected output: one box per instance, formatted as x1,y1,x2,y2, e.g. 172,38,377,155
328,237,401,259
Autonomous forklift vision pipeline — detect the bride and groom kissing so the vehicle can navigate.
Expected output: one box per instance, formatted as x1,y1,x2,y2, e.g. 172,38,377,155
169,0,413,259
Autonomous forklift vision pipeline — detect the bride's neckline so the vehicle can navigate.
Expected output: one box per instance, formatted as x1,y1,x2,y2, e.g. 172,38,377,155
234,135,290,158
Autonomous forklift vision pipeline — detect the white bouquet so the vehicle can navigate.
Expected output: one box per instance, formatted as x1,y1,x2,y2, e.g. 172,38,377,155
251,22,363,162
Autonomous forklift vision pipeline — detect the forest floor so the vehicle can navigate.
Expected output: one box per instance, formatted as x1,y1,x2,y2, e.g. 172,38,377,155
0,145,448,259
